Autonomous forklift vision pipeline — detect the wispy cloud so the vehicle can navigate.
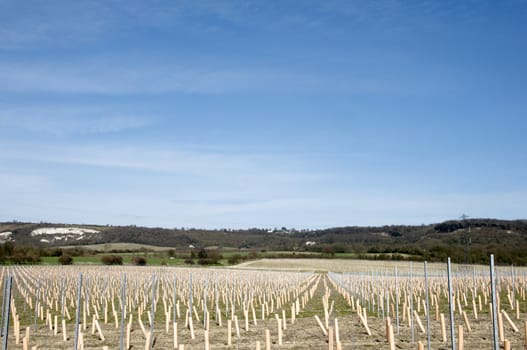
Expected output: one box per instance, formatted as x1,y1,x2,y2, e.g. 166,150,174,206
0,1,117,49
0,55,445,96
0,58,286,94
2,139,525,228
0,141,327,184
0,140,332,228
0,115,154,135
0,0,504,51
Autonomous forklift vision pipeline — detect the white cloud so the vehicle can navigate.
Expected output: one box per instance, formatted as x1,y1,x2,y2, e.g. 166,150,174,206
0,115,154,135
0,56,439,97
0,56,326,95
1,141,525,228
0,142,328,191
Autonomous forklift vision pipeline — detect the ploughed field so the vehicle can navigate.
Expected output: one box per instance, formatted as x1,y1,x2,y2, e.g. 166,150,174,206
0,259,526,349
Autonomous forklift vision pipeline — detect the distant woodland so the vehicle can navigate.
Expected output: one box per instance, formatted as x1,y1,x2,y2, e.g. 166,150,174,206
1,218,526,265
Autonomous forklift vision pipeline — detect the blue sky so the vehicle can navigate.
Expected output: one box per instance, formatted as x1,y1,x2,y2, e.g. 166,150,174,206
1,0,526,229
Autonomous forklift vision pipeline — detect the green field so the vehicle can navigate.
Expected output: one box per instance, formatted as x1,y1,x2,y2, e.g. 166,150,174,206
58,242,174,251
40,255,187,266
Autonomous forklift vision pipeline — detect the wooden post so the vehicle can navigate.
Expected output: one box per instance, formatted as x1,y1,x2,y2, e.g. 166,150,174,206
265,329,271,350
189,315,195,340
358,312,372,336
204,330,209,350
413,311,425,333
277,318,283,345
328,326,334,350
144,331,151,350
498,312,504,342
227,320,232,346
126,322,132,350
96,318,105,341
458,325,463,350
440,313,447,343
502,310,519,332
79,331,84,350
234,315,240,338
462,311,472,332
62,319,67,341
252,305,257,326
94,315,100,335
388,324,395,350
24,327,30,348
315,315,328,336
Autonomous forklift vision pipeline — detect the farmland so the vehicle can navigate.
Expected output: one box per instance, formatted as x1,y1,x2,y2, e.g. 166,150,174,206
0,259,526,349
3,219,527,265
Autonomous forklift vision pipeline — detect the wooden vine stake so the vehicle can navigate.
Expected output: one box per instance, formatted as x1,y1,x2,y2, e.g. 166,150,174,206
388,323,396,350
315,315,328,336
462,311,472,333
277,318,283,345
458,325,464,350
265,329,271,350
204,330,210,350
334,318,340,345
502,310,519,332
227,320,232,346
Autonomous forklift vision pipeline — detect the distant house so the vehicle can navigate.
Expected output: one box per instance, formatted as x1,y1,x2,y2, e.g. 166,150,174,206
305,241,316,246
189,244,195,249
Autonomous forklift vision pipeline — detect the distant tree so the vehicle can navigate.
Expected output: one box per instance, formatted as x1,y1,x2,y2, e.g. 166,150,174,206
4,242,14,256
101,255,123,265
50,248,63,257
227,254,244,265
58,254,73,265
197,249,222,265
132,256,147,266
197,248,208,259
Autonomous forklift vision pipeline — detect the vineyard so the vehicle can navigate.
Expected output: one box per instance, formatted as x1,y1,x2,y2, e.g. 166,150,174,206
0,258,525,349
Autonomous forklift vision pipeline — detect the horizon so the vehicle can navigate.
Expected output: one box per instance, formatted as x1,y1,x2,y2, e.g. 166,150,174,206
2,216,525,232
1,1,526,229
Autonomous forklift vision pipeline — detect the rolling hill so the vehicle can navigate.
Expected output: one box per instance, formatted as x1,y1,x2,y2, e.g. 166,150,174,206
1,218,526,264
